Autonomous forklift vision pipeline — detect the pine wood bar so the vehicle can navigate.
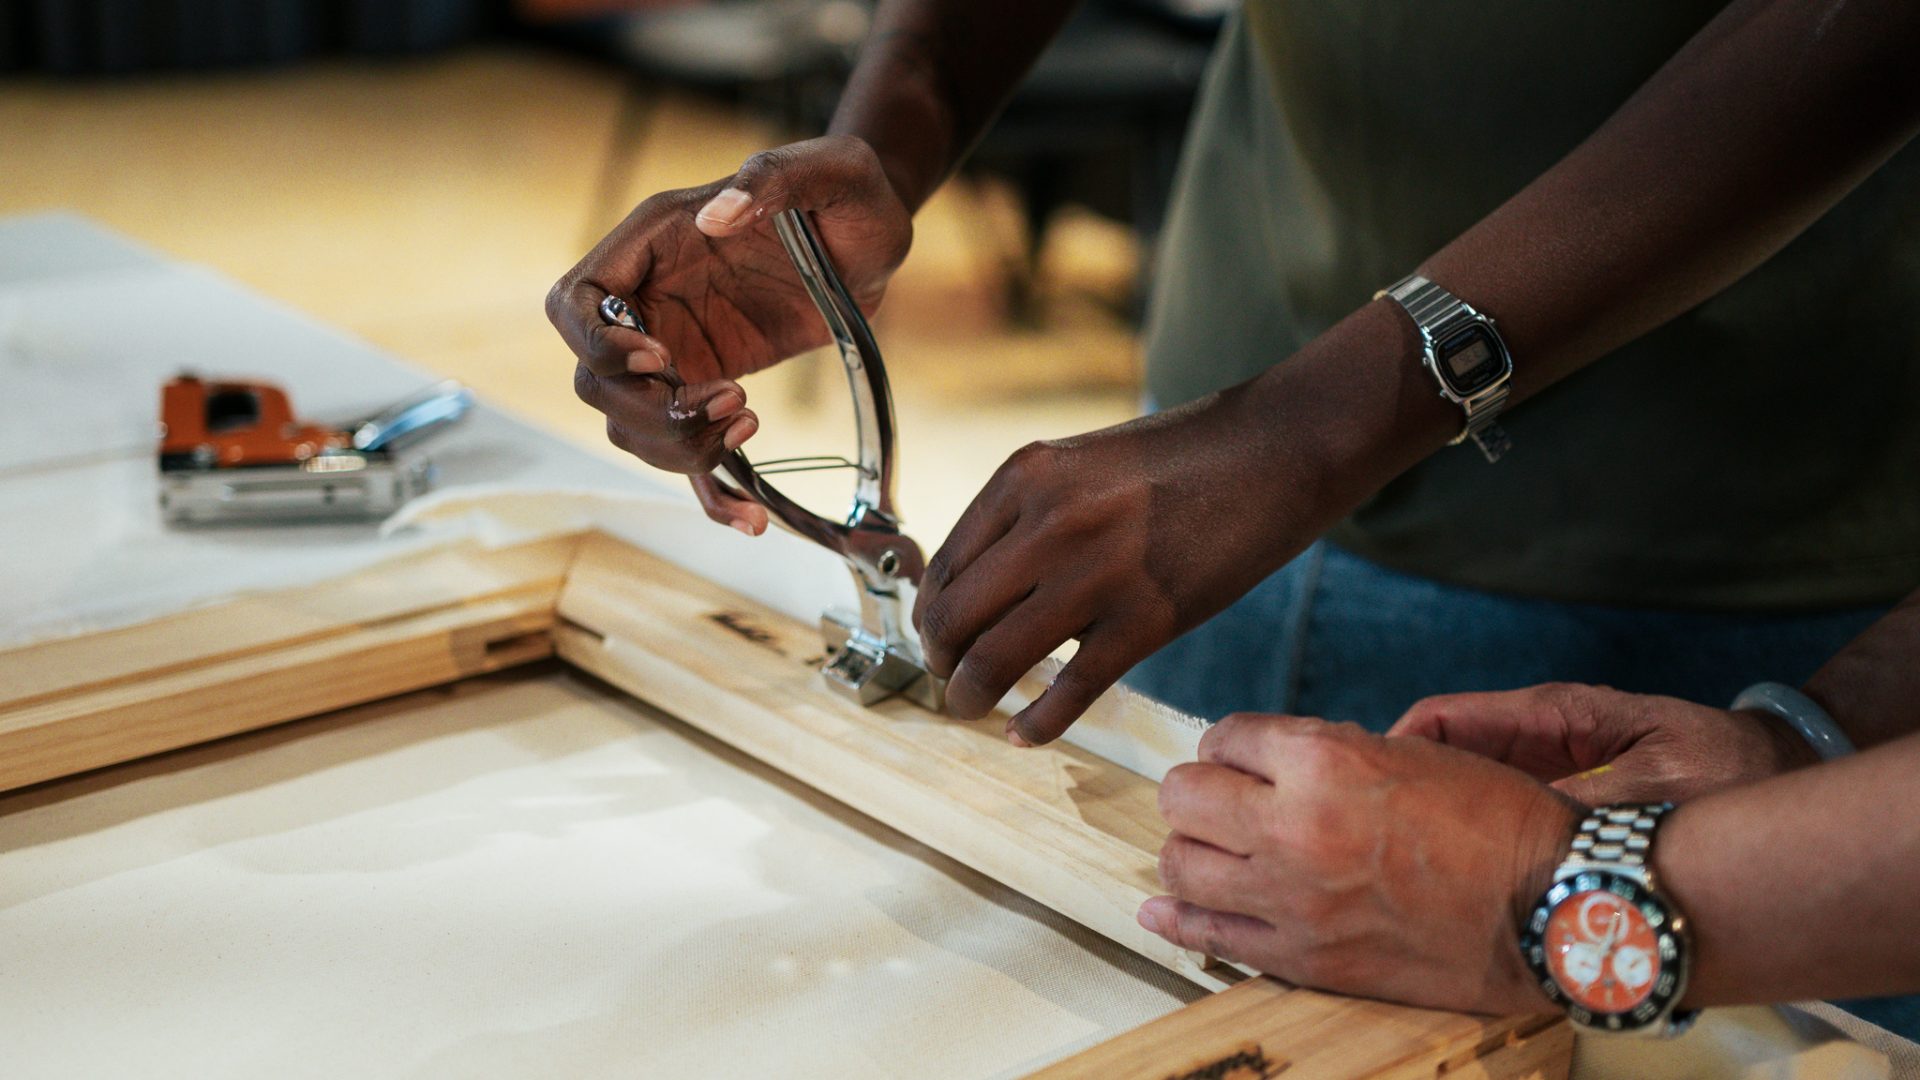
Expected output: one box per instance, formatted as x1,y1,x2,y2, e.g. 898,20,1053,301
0,528,1571,1079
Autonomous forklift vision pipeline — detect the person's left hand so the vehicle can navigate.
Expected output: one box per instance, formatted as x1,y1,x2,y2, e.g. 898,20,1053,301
1139,713,1579,1015
1389,683,1820,805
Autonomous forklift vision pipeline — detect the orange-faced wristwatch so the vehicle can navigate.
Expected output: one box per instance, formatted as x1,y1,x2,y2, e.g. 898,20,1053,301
1520,804,1699,1037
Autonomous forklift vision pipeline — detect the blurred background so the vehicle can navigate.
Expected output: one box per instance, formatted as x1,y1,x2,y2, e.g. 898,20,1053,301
0,0,1224,538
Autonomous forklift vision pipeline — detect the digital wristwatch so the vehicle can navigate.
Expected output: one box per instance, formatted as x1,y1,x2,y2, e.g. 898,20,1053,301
1377,274,1514,463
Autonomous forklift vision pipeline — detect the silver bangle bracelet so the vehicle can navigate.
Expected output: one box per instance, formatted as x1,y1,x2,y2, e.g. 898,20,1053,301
1729,681,1856,761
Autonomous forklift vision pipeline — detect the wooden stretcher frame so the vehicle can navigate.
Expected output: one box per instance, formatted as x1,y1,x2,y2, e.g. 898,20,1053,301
0,530,1572,1080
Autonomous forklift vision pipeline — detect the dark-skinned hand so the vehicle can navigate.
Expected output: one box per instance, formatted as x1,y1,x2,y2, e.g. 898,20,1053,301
911,387,1313,745
1390,682,1821,805
546,135,911,534
1141,713,1577,1016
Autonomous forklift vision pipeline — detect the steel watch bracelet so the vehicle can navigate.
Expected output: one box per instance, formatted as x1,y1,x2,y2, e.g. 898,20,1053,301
1383,275,1512,463
1562,802,1673,874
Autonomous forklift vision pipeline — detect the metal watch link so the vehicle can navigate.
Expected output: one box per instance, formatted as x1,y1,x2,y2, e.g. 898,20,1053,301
1521,803,1699,1038
1377,274,1514,463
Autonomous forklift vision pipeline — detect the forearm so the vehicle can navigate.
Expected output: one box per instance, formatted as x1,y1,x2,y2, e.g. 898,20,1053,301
1659,731,1920,1007
828,0,1083,211
1800,588,1920,750
1241,0,1920,512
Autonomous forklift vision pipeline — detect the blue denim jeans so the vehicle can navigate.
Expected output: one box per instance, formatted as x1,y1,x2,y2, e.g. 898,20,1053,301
1123,540,1916,1038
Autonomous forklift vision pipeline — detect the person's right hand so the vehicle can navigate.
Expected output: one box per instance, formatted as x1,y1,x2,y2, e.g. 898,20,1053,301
1389,683,1822,805
546,135,913,534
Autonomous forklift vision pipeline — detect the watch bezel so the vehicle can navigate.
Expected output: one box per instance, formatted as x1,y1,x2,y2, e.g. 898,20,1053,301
1521,869,1690,1034
1425,320,1512,401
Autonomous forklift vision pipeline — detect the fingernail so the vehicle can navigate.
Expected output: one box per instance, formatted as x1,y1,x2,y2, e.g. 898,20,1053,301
626,349,665,375
704,390,744,422
696,188,753,228
1137,898,1167,934
731,520,756,537
722,415,757,450
1006,723,1031,748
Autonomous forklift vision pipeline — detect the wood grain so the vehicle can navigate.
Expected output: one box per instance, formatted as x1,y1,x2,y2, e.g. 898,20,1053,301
0,537,575,792
1031,977,1573,1080
554,532,1571,1079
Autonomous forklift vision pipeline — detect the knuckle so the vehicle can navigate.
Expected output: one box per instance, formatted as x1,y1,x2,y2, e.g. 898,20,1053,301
603,419,633,455
736,147,791,188
1285,730,1344,784
916,597,958,652
573,366,603,407
1158,763,1199,821
921,553,953,592
1157,842,1187,892
1539,682,1597,727
1002,441,1053,483
544,278,571,325
958,644,1017,699
1046,659,1107,708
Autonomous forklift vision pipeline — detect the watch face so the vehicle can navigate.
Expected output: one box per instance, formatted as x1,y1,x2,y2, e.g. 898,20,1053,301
1522,871,1687,1032
1432,324,1509,397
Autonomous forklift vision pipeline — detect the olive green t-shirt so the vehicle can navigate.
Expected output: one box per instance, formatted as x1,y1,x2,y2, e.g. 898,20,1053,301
1145,2,1920,611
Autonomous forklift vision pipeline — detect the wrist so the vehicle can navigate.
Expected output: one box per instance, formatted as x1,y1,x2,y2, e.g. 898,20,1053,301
1498,793,1582,1012
1239,300,1462,513
828,50,957,213
1735,707,1824,774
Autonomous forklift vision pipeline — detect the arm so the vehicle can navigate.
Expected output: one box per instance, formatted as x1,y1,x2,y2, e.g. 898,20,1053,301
1802,588,1920,752
549,0,1079,530
1663,731,1920,1006
917,0,1920,744
829,0,1085,212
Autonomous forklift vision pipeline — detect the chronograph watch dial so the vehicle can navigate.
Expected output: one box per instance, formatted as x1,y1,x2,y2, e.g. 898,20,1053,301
1520,804,1698,1037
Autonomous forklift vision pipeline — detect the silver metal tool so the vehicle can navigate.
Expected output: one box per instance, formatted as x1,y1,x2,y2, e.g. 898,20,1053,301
158,375,473,525
599,209,945,711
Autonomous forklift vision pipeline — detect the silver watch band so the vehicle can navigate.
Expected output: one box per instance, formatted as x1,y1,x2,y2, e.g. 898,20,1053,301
1562,802,1673,875
1382,275,1512,463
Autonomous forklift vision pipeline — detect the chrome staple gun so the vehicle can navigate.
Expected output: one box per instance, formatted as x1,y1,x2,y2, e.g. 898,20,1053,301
599,209,945,711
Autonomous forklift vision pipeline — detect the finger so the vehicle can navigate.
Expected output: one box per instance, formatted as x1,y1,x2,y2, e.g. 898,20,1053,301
1389,690,1539,763
1159,762,1267,855
694,135,889,238
1136,896,1273,968
1004,627,1140,747
1156,834,1255,913
1196,712,1324,783
547,281,669,378
913,476,1020,630
1392,685,1638,781
584,369,752,474
914,527,1041,679
691,473,769,536
943,583,1087,722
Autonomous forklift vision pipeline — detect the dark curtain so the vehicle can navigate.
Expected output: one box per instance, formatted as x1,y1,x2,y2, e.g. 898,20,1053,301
0,0,508,74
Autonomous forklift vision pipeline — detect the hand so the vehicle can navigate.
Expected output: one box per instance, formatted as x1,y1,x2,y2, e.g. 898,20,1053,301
547,135,913,533
1139,714,1578,1015
912,390,1317,744
1389,683,1820,805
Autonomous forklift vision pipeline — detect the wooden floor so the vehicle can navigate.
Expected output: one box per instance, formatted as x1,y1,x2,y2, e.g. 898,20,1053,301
0,47,1141,542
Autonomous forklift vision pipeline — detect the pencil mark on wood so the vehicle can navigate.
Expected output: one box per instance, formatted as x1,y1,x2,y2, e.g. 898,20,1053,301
1167,1043,1285,1080
707,611,784,655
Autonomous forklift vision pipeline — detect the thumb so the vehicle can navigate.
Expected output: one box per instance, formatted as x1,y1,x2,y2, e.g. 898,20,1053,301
694,136,891,238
